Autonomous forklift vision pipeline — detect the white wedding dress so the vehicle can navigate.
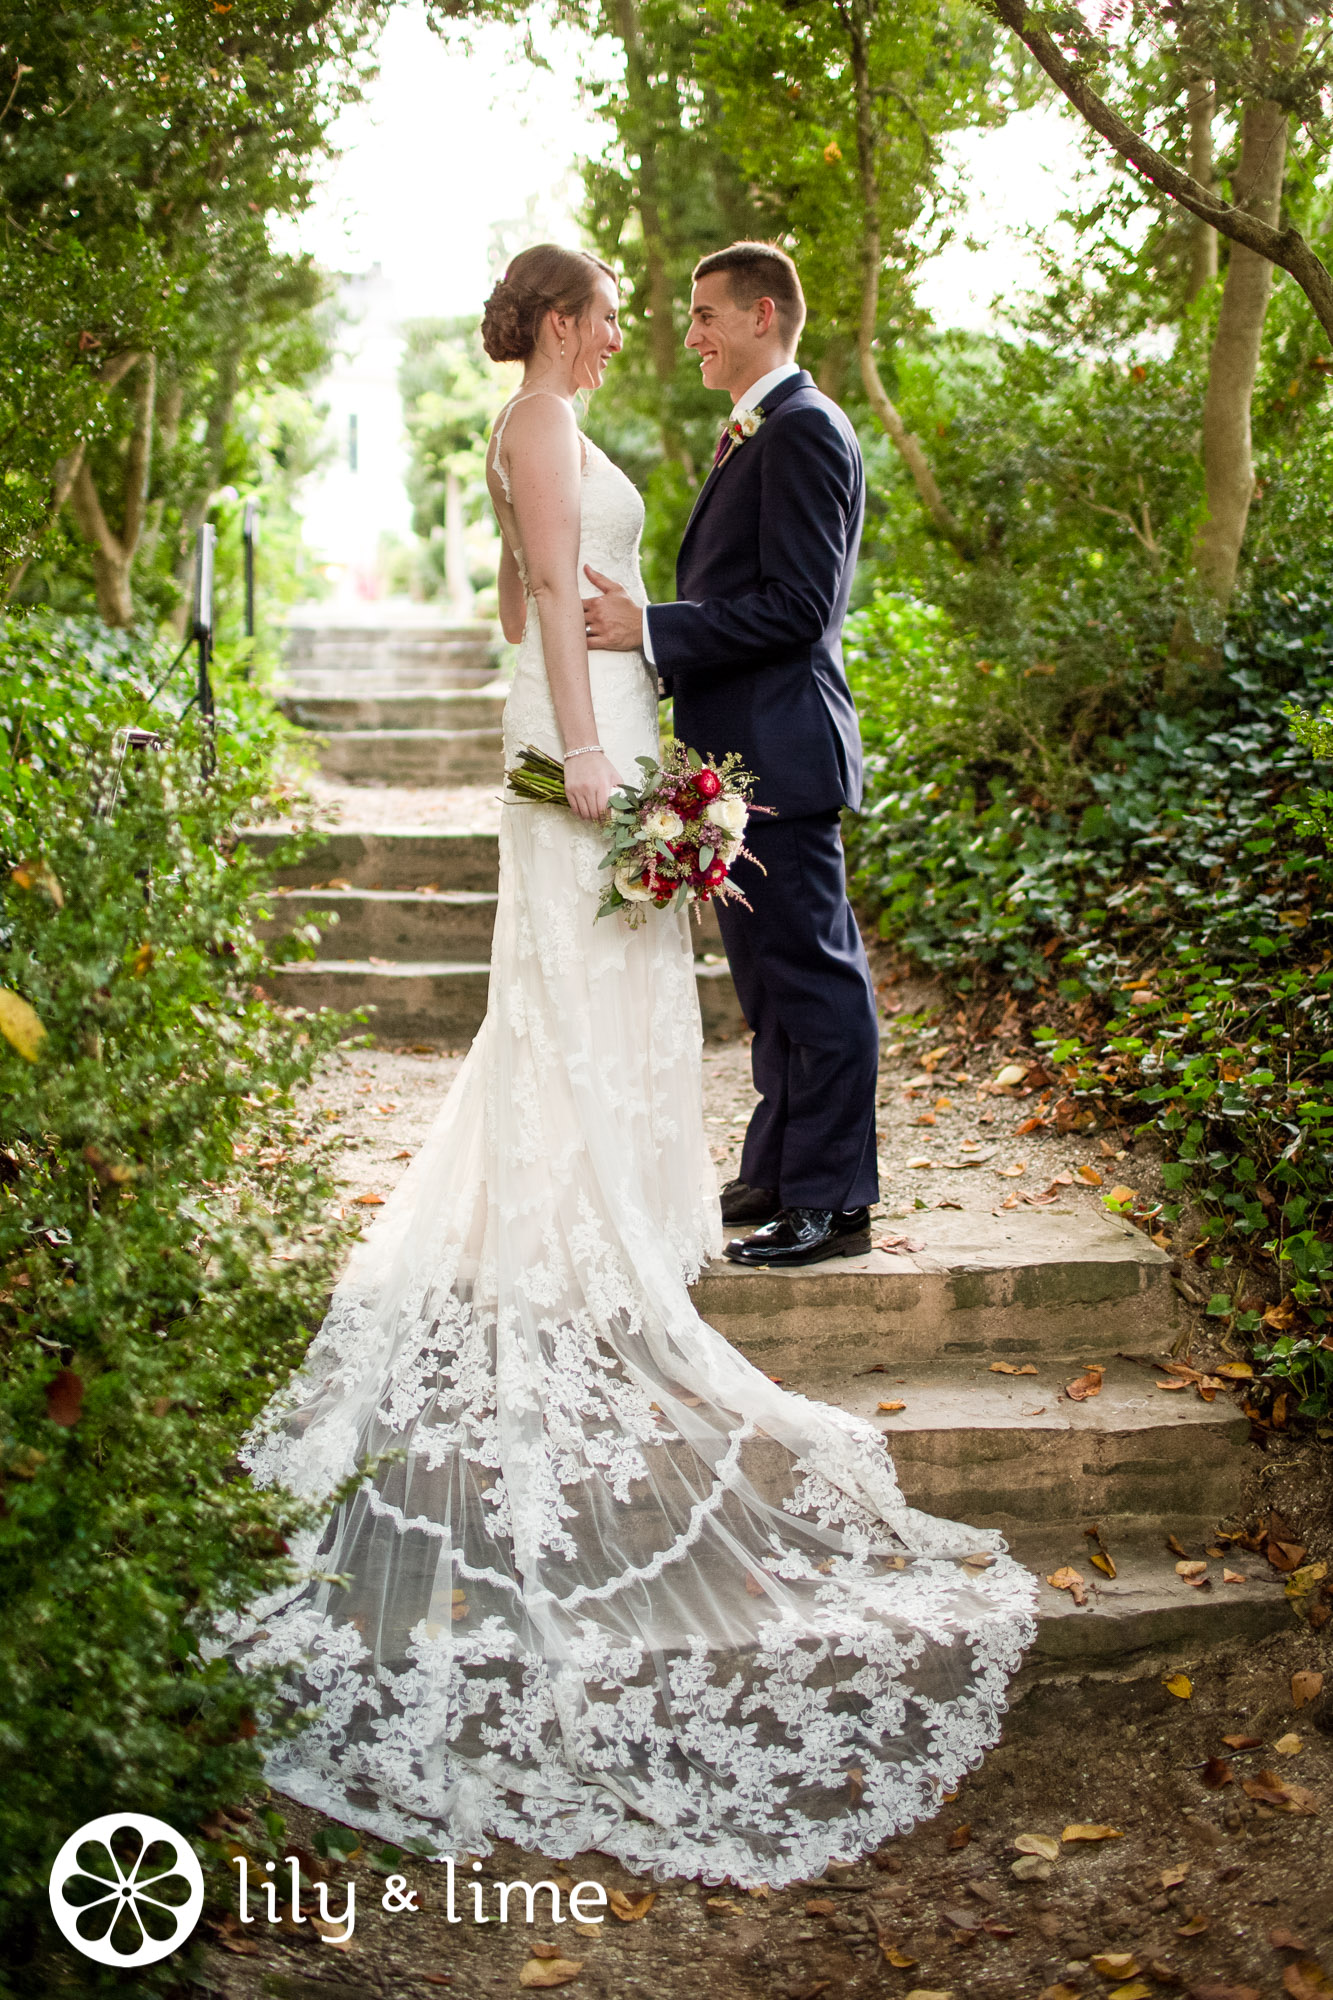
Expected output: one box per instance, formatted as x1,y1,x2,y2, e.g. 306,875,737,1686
231,400,1038,1888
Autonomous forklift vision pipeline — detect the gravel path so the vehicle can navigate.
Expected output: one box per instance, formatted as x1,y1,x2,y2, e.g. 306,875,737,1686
305,1024,1163,1243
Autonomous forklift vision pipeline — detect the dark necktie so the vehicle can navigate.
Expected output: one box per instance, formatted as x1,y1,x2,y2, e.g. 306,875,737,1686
712,424,733,469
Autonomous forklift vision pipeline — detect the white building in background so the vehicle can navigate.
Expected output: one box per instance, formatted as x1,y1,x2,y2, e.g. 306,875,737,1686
298,264,413,604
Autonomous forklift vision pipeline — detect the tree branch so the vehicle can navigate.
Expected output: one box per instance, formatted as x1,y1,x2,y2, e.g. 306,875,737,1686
986,0,1333,343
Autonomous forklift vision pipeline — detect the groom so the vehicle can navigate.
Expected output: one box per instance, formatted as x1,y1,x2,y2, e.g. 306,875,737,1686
583,240,879,1269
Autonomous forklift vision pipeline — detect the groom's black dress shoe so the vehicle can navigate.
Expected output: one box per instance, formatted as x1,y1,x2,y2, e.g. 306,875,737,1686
724,1206,872,1268
719,1178,780,1225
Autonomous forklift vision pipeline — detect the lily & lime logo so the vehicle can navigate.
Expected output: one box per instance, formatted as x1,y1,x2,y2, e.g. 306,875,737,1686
49,1813,205,1967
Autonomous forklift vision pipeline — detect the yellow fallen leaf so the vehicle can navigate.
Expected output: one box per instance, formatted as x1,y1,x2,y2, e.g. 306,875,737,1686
1062,1824,1123,1842
1222,1569,1248,1583
990,1361,1039,1375
881,1944,919,1967
994,1159,1027,1177
877,1399,907,1413
1091,1958,1140,1980
0,988,46,1063
607,1889,655,1922
1214,1361,1253,1380
1164,1672,1193,1698
1160,1863,1190,1888
355,1192,386,1206
1065,1364,1105,1402
1013,1832,1060,1860
1274,1733,1303,1755
519,1958,583,1989
1109,1984,1154,2000
1075,1163,1103,1185
1090,1550,1117,1579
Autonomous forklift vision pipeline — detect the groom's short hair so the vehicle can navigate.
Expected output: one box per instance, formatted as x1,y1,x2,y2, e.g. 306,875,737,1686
693,242,806,344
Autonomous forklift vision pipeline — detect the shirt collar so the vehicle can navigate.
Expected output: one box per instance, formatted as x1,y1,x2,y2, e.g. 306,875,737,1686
731,361,801,418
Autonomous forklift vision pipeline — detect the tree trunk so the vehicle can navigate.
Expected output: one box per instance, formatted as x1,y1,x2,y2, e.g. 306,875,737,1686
840,0,969,552
444,467,473,616
1,351,142,608
606,0,689,475
816,334,850,403
1186,78,1217,300
64,353,157,627
1191,89,1291,608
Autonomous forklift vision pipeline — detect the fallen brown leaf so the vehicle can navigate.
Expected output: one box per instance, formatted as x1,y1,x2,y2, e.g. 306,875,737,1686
1161,1864,1191,1889
1268,1540,1308,1573
1242,1769,1318,1813
1176,1560,1208,1578
1222,1734,1264,1749
804,1898,837,1917
1271,1930,1309,1952
1046,1566,1088,1606
990,1360,1038,1375
1075,1163,1104,1185
1092,1954,1141,1977
1292,1669,1325,1708
1200,1756,1233,1788
1176,1912,1210,1936
880,1945,918,1967
1283,1966,1333,2000
1167,1534,1189,1556
355,1192,386,1207
518,1959,583,1990
1223,1569,1248,1583
607,1889,655,1922
877,1399,907,1413
1274,1732,1303,1755
946,1823,971,1849
705,1897,742,1914
1013,1832,1060,1860
1063,1823,1123,1842
1065,1364,1105,1401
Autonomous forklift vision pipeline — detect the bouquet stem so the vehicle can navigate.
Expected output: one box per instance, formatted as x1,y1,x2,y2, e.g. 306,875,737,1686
506,746,570,805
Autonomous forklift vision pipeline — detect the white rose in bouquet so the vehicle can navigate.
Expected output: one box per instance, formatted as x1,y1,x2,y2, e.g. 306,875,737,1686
710,793,748,838
643,807,684,841
614,860,656,902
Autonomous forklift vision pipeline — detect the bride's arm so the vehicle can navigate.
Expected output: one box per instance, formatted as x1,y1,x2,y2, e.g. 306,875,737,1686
504,396,622,822
496,537,527,645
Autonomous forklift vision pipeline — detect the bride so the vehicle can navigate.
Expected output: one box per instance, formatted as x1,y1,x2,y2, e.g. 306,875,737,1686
233,243,1037,1889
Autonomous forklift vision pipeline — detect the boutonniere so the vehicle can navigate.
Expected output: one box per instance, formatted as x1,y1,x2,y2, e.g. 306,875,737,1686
715,406,764,473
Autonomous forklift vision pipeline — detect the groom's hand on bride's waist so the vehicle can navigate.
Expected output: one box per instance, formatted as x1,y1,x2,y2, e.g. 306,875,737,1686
582,565,645,652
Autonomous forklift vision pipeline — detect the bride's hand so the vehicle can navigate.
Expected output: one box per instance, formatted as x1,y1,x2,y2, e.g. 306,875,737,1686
564,750,623,822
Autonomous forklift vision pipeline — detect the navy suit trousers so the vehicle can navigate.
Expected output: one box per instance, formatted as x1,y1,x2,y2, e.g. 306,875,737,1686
716,811,879,1209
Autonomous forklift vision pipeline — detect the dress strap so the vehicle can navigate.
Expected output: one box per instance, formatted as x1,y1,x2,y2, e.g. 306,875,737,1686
489,392,586,502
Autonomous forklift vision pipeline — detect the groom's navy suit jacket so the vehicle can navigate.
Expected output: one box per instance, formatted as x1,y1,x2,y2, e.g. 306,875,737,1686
648,370,865,820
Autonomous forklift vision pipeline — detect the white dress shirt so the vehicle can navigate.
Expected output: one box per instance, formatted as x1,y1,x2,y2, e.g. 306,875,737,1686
642,360,803,665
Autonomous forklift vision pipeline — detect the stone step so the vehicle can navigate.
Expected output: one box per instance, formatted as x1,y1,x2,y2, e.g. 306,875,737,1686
313,728,505,788
748,1359,1250,1537
1011,1529,1293,1666
265,957,746,1043
260,887,498,962
245,830,725,951
277,687,509,733
279,663,500,693
691,1206,1179,1368
283,620,499,683
246,828,500,892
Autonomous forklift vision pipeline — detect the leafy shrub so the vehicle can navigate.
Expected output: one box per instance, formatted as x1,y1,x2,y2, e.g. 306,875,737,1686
0,614,348,1992
847,588,1333,1369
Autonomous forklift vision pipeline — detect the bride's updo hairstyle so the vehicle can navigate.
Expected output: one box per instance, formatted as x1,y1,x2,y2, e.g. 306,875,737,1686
481,244,616,364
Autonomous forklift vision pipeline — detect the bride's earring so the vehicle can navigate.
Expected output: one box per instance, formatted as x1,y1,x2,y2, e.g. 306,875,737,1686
561,337,567,358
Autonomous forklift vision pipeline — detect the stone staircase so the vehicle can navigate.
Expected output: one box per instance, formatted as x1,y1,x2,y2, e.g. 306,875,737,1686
254,612,1291,1672
705,1203,1291,1668
253,614,744,1043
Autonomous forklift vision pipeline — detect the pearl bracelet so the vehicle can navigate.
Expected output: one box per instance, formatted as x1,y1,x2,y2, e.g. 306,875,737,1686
562,745,603,761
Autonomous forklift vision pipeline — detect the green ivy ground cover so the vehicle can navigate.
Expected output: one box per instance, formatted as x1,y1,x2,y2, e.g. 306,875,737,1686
846,587,1333,1418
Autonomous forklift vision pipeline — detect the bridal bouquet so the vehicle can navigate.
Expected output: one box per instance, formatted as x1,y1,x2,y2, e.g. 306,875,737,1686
506,740,759,924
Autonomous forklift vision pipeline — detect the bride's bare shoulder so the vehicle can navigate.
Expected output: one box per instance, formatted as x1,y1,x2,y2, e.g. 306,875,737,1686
496,391,580,459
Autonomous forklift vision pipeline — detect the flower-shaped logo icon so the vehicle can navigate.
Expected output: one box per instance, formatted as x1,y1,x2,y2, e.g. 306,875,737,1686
49,1813,204,1967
